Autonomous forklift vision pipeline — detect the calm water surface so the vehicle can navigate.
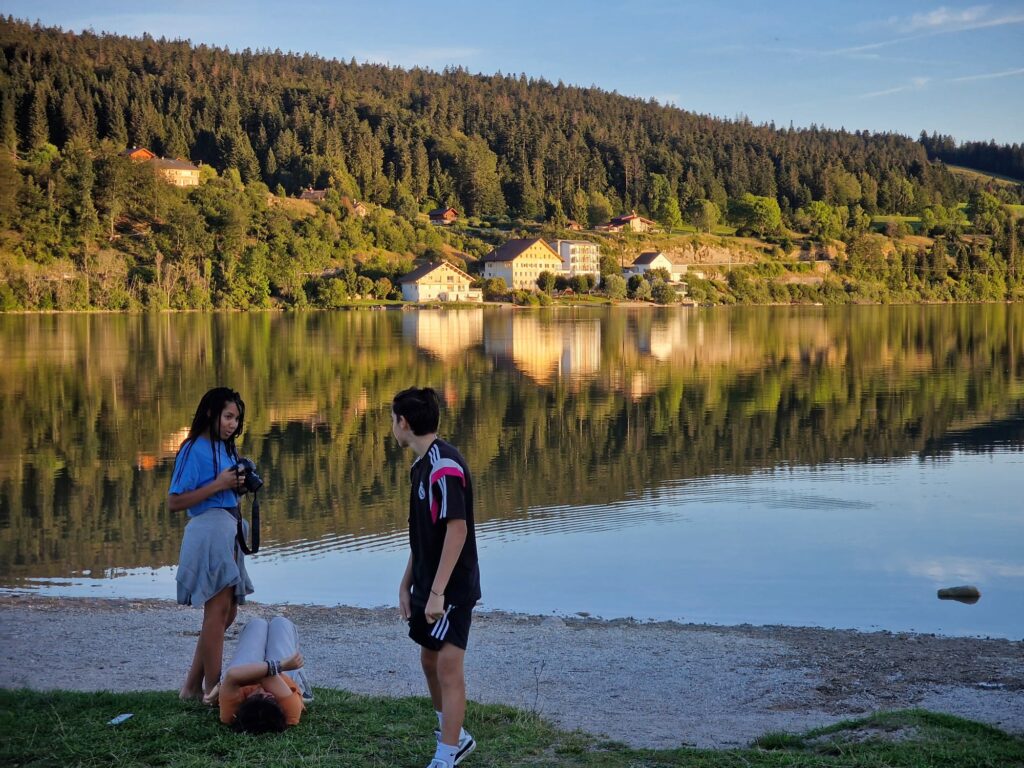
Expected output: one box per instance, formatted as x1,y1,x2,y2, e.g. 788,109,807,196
1,306,1021,638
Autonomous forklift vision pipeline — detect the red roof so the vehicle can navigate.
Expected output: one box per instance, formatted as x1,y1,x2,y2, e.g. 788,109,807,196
121,146,156,159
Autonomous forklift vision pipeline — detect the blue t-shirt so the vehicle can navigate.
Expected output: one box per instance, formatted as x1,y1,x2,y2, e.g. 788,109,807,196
169,436,239,517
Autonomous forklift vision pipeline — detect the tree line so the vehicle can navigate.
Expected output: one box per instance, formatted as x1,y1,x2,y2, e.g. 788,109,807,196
920,132,1024,184
1,17,1024,311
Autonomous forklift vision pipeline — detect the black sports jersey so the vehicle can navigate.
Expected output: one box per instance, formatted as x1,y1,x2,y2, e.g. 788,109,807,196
408,438,481,606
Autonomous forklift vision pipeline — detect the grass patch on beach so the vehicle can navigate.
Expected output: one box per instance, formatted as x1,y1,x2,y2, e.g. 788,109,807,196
2,690,1022,767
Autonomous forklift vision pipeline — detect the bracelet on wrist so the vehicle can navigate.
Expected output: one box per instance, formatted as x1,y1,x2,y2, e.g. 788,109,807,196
430,589,444,597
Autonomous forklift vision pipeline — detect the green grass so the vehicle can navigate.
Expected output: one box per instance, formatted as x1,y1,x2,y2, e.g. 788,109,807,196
553,294,613,305
326,299,405,308
947,164,1024,188
870,214,923,235
870,215,922,224
2,690,1022,767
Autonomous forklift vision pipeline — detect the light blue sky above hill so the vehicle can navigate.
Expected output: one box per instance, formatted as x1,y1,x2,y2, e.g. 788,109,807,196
8,0,1023,144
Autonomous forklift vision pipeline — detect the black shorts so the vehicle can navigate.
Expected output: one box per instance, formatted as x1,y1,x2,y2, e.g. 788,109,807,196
408,602,475,651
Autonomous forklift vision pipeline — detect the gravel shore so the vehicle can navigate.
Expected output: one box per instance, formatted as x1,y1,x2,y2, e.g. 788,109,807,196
1,595,1021,749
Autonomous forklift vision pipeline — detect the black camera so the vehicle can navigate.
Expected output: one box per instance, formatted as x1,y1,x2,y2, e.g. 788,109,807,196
234,458,264,494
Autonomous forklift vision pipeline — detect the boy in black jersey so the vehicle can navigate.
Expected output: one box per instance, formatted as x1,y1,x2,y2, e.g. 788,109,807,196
392,387,481,768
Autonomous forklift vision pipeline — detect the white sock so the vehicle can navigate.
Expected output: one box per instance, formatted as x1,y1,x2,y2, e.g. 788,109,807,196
435,711,469,743
434,741,458,765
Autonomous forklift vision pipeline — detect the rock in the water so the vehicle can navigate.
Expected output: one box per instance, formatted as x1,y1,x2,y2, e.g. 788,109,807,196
937,585,981,603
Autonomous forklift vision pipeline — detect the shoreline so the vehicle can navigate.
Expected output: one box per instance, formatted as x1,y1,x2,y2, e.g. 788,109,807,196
1,299,1020,315
2,595,1021,749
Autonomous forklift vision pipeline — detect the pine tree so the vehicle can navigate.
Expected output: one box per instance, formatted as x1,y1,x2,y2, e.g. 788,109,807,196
26,83,51,150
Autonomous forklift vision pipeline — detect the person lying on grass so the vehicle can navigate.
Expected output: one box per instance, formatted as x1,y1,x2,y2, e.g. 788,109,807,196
203,616,312,734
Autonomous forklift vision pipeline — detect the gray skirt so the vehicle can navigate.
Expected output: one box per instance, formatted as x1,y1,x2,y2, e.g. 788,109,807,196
176,508,254,607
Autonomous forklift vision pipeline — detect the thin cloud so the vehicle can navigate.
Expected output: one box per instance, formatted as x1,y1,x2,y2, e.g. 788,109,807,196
743,44,951,66
858,77,931,99
902,4,991,32
950,66,1024,82
856,67,1022,101
837,9,1024,54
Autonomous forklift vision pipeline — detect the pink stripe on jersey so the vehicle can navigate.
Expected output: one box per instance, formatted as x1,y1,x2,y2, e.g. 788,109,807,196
427,455,465,524
430,466,466,486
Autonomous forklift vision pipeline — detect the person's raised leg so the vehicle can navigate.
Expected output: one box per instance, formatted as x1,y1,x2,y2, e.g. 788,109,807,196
265,616,298,658
200,585,236,694
227,616,269,669
266,616,312,699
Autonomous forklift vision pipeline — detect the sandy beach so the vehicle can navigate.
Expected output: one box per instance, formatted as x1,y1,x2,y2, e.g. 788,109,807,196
1,595,1021,749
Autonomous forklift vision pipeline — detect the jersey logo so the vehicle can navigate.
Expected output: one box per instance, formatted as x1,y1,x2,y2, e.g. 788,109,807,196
418,481,426,500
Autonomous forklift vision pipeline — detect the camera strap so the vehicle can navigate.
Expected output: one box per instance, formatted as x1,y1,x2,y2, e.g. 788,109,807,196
232,495,260,555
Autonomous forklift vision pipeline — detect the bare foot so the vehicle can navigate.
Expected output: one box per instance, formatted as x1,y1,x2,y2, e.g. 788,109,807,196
202,683,220,706
179,684,203,701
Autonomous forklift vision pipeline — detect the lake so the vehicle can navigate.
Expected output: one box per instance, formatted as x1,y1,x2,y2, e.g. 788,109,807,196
1,305,1022,638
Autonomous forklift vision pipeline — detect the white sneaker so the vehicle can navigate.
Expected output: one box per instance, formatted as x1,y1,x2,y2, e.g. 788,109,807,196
426,760,452,768
433,731,476,765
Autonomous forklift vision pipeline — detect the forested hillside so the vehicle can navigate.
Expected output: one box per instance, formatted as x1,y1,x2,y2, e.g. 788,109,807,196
1,17,1022,310
920,133,1024,184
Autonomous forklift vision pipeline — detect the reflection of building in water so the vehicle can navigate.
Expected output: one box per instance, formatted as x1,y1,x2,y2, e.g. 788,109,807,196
561,323,601,378
642,315,691,361
136,426,191,470
633,313,750,367
630,370,649,401
403,310,484,361
484,315,601,384
136,398,328,470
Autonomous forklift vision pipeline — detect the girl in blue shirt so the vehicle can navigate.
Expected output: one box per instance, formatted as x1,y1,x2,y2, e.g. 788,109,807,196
169,387,253,701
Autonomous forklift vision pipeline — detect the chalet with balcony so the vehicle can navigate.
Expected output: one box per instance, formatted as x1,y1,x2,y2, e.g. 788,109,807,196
398,261,481,303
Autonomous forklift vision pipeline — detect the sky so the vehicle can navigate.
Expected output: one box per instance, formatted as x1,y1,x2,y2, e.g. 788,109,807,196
7,0,1023,144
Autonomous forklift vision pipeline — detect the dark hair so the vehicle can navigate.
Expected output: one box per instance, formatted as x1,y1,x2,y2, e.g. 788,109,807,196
172,387,245,485
233,692,287,735
187,387,246,443
392,387,440,436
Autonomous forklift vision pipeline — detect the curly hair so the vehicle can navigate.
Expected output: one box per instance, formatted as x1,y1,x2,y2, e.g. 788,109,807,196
233,693,287,735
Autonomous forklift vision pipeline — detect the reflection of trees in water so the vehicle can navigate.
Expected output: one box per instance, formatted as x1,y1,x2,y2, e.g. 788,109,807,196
1,305,1022,579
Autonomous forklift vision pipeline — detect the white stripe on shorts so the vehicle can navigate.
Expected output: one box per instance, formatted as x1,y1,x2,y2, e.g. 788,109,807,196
430,605,454,640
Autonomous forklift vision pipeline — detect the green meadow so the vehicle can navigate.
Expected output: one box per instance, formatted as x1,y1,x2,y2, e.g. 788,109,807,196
2,689,1022,767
